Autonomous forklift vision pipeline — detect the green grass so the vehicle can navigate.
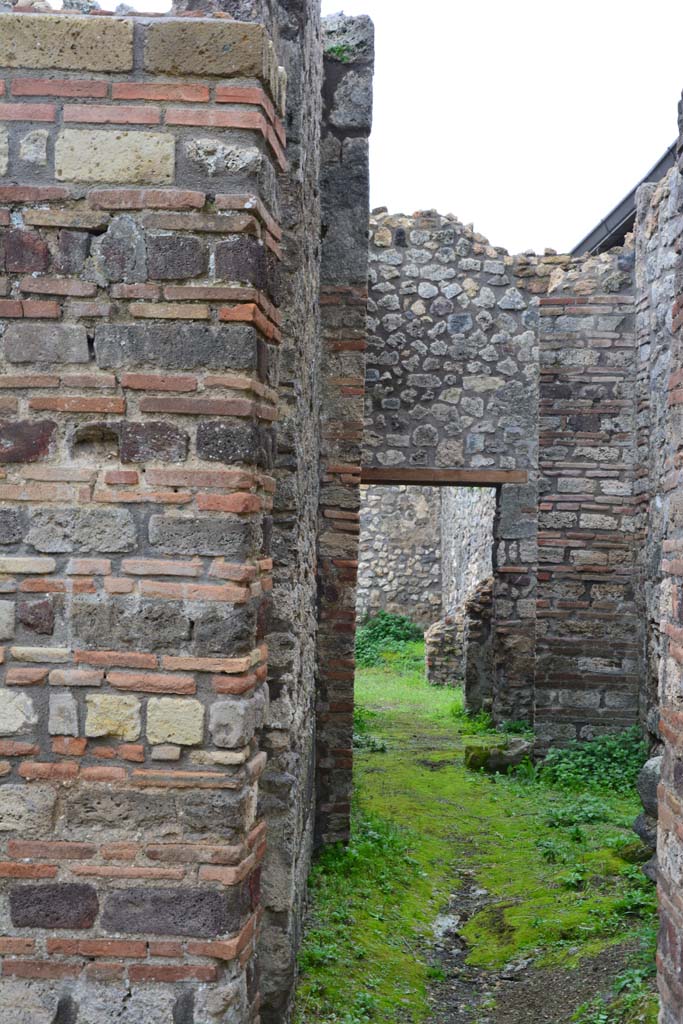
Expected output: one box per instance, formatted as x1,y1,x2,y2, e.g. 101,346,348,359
294,643,659,1023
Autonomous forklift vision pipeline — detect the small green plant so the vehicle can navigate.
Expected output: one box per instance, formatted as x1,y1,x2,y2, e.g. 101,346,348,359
355,611,423,668
499,719,533,736
354,732,387,753
325,42,353,62
536,838,564,863
540,728,647,794
353,703,387,752
560,866,586,890
546,796,609,828
450,703,495,734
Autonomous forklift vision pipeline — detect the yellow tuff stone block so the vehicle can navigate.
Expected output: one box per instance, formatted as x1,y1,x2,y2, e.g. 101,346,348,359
85,694,141,741
55,130,175,185
0,14,133,73
146,697,204,747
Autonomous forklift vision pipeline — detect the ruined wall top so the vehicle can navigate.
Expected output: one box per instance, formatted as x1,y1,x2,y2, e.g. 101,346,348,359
365,210,538,479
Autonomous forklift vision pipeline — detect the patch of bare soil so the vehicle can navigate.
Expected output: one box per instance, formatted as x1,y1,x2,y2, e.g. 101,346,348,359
425,870,637,1024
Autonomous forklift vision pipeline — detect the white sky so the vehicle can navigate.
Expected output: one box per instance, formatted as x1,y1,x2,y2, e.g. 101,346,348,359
321,0,683,254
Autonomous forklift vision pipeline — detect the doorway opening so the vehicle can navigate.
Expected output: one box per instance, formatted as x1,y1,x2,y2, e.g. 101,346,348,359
356,482,497,713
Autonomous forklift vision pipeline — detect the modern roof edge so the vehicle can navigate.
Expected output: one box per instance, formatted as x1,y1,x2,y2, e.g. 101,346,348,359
571,143,677,256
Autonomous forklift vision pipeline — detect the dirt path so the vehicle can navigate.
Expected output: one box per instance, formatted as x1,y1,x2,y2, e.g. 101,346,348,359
425,868,637,1023
294,652,658,1024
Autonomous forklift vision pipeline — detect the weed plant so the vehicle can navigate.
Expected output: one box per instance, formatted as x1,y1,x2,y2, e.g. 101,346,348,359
539,728,647,793
355,611,423,668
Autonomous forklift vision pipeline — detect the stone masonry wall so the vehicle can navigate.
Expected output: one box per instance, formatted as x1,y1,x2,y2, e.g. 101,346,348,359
356,485,442,626
441,486,496,614
356,483,495,629
315,15,373,846
366,211,537,475
536,249,642,747
366,212,538,722
634,169,681,744
254,0,323,1020
652,92,683,1024
0,12,287,1021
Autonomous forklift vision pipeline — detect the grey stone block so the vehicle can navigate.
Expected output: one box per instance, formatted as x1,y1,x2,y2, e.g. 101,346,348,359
210,687,268,749
27,508,137,554
10,883,99,929
65,787,176,832
71,598,191,652
637,756,662,818
0,599,15,639
0,784,56,836
148,515,260,558
89,215,146,283
3,324,89,364
102,886,246,937
178,788,248,841
192,604,256,655
49,692,79,737
95,323,258,372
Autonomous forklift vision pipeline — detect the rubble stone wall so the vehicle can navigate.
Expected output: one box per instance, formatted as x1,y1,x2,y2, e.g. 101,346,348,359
365,212,537,476
634,169,681,745
441,486,496,614
356,484,495,629
365,213,538,722
356,484,442,626
652,98,683,1024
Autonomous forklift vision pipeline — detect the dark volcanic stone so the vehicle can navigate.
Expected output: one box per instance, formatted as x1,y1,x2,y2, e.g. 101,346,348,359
0,420,56,463
102,886,244,938
173,992,195,1024
0,508,25,545
56,230,90,275
215,236,268,291
120,422,189,463
18,597,55,635
147,234,207,280
93,215,146,283
95,323,258,372
10,883,98,929
5,229,49,272
196,420,258,465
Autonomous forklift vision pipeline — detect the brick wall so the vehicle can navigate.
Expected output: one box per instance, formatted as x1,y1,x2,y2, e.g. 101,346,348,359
316,14,373,845
0,11,286,1021
536,250,641,746
256,0,323,1018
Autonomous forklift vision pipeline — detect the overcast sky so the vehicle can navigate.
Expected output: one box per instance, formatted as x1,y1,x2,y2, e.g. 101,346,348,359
321,0,683,254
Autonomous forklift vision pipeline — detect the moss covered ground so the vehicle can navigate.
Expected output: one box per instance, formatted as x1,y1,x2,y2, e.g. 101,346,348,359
293,642,659,1024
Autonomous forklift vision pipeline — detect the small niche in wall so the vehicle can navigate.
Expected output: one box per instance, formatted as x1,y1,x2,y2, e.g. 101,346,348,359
71,422,120,461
